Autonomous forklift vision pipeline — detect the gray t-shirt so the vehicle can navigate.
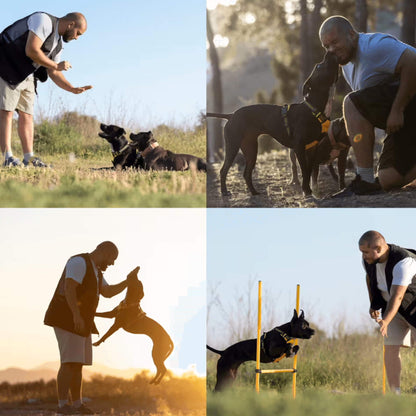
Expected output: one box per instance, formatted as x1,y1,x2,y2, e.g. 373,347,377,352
342,32,416,91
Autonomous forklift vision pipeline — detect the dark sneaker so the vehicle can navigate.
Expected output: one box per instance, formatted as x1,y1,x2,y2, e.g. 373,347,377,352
56,404,75,415
3,156,21,167
74,404,97,415
23,156,49,168
331,175,383,198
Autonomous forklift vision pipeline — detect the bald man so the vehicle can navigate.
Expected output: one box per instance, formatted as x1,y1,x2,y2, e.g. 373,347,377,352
359,231,416,394
319,16,416,196
0,12,92,168
44,241,128,415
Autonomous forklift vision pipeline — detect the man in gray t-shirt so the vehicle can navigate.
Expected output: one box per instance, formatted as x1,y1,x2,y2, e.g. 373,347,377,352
319,16,416,196
0,12,92,168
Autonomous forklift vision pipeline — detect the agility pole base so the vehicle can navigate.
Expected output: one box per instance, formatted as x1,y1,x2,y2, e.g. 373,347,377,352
255,281,300,398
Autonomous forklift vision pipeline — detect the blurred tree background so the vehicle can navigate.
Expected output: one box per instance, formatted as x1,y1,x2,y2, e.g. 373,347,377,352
207,0,416,160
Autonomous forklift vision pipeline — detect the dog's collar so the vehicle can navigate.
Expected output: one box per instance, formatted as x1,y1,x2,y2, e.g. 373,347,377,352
304,100,329,125
112,143,131,157
141,141,159,157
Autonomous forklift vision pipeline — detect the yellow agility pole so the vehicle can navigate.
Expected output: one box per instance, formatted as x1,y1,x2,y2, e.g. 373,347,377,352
256,281,300,398
255,281,262,392
293,284,300,398
382,345,386,395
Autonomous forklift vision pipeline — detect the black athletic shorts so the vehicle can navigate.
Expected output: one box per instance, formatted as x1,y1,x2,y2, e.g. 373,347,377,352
348,83,416,176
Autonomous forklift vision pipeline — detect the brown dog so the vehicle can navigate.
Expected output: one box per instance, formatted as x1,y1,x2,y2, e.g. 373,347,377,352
129,131,207,172
207,51,339,197
93,267,174,384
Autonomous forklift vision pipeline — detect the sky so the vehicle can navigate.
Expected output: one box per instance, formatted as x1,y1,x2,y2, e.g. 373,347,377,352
207,208,416,346
0,209,206,375
0,1,205,128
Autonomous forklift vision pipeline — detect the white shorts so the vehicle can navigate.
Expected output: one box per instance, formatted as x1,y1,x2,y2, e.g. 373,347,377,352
54,327,93,365
384,313,416,347
0,75,35,115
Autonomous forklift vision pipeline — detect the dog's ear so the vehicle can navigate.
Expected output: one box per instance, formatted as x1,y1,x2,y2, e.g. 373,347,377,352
299,310,305,319
122,128,126,134
292,309,298,320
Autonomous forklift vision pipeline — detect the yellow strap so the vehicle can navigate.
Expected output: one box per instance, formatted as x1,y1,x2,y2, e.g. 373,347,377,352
305,140,319,150
321,119,330,134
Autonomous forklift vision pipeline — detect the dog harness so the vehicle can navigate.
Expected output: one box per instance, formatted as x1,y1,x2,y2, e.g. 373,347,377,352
261,327,295,363
281,102,330,151
112,143,131,157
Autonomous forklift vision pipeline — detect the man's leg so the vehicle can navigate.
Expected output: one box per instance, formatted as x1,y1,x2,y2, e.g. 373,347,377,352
0,110,21,165
384,345,402,392
17,110,34,155
343,94,376,182
57,362,76,404
69,363,83,404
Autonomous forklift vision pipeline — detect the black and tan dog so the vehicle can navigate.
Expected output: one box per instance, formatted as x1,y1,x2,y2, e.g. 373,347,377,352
98,123,144,169
129,131,207,172
207,51,339,197
93,266,174,384
207,310,315,391
290,117,350,191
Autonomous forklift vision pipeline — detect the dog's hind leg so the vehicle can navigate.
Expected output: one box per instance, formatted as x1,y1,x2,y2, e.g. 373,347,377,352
240,134,259,195
220,125,244,196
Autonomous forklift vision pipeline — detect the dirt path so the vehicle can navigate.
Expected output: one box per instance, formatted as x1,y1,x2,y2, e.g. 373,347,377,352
207,151,416,208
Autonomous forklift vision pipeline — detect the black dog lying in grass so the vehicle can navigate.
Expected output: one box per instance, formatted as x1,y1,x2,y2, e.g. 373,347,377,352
99,124,206,171
129,131,207,172
207,309,315,391
98,123,144,169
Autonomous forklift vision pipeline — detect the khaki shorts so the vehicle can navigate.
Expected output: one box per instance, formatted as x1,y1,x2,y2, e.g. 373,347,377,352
54,327,93,365
384,313,416,347
0,75,35,115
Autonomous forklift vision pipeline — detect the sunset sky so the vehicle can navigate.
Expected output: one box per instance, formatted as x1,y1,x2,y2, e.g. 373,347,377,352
0,209,206,376
0,1,205,128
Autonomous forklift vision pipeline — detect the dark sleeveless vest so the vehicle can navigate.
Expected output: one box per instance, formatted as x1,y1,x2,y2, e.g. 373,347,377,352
0,12,62,85
44,253,102,336
364,244,416,327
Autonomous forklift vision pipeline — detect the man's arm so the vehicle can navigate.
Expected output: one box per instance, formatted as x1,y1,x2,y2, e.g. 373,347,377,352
25,31,71,71
378,284,408,336
387,48,416,134
100,279,128,298
366,274,380,319
47,69,92,94
64,278,85,333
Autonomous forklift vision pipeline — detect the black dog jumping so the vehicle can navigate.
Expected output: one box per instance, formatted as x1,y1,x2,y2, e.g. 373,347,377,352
93,266,174,384
129,131,207,172
207,309,315,391
207,51,339,197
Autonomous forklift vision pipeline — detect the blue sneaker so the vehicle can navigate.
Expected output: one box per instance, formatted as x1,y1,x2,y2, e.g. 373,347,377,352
3,155,21,167
23,156,49,168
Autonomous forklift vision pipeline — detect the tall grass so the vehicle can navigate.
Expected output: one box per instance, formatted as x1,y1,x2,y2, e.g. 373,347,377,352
2,112,206,207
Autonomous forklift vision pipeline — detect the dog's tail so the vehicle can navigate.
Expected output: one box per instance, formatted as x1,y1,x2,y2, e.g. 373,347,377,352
206,112,233,120
206,345,223,355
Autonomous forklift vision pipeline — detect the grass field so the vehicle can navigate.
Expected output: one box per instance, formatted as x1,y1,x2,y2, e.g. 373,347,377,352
0,113,206,207
207,327,416,415
0,372,206,416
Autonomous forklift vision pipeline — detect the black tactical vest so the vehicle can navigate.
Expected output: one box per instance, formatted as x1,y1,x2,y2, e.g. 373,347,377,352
0,12,62,85
44,253,101,336
364,244,416,326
